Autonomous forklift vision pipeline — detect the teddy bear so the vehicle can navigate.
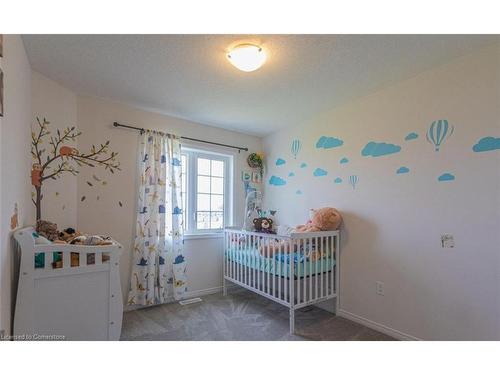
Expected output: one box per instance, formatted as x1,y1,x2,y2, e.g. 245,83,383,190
295,207,342,232
253,217,275,234
36,220,59,241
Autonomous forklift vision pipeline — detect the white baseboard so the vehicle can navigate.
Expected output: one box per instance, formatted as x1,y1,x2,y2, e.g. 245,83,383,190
183,286,223,299
337,309,421,341
124,286,223,312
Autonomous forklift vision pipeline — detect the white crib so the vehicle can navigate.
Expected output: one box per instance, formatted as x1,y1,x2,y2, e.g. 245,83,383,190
223,228,340,334
13,227,123,340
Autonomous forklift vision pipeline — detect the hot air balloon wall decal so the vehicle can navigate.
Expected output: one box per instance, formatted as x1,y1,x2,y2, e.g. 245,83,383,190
426,119,454,151
291,139,301,159
349,175,359,190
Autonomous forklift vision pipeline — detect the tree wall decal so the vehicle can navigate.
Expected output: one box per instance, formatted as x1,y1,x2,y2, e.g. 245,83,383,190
31,117,121,222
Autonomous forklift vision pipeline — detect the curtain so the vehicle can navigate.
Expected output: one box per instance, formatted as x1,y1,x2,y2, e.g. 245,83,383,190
127,131,186,306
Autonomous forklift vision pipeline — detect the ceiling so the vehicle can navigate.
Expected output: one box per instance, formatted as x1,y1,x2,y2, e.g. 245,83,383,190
23,35,498,137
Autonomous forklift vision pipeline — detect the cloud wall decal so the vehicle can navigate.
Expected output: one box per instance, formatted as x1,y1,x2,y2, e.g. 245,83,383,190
438,173,455,182
269,176,287,186
316,136,344,149
288,172,295,177
334,177,342,184
300,162,307,168
472,136,500,152
296,190,303,195
361,141,401,157
405,132,418,141
340,157,349,164
313,168,328,177
396,166,410,174
276,158,286,166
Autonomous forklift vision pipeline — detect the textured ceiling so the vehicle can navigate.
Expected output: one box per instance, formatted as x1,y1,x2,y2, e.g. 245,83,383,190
23,35,498,136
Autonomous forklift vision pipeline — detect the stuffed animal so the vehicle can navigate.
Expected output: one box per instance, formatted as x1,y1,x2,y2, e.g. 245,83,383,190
253,217,274,234
258,207,342,257
70,234,113,246
36,220,59,241
58,227,82,243
295,207,342,233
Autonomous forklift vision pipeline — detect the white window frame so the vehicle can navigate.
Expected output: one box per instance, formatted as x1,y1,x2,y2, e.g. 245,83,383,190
181,146,233,237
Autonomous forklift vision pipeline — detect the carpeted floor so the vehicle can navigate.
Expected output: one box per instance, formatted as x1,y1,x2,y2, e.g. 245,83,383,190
121,288,394,341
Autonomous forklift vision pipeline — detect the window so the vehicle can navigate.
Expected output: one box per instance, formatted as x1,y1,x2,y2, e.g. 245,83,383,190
181,148,232,235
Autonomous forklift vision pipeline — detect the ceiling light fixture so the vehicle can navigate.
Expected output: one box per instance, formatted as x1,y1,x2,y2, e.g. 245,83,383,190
227,44,266,72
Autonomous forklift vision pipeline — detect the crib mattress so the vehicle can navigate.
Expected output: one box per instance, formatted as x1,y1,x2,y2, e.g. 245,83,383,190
225,247,335,278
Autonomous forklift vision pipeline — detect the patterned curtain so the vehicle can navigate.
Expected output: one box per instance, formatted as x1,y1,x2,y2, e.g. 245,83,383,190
127,131,186,306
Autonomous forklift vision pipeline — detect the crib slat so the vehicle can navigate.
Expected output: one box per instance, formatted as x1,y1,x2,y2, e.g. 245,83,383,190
229,234,232,280
324,236,328,298
320,236,324,298
225,232,228,284
251,234,255,288
300,239,304,303
331,235,335,295
238,234,244,282
95,251,102,266
278,241,282,299
243,233,246,285
232,234,235,281
235,234,238,282
248,234,251,287
309,238,313,303
63,251,71,269
282,241,290,302
335,234,339,296
262,237,266,292
315,237,319,300
296,239,301,304
272,241,276,297
266,239,270,295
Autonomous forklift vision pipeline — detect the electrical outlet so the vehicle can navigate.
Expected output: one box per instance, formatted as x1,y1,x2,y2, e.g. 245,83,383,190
376,281,384,296
441,234,455,248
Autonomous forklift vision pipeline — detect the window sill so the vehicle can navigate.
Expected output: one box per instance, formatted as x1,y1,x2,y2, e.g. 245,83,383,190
184,232,224,241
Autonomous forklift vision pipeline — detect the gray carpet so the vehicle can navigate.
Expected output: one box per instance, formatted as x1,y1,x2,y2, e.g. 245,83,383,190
121,288,394,341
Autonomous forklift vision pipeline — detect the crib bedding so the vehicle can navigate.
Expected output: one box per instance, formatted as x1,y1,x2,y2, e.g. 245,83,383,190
225,247,335,278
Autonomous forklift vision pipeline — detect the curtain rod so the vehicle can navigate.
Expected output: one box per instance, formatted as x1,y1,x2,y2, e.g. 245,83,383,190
113,122,248,152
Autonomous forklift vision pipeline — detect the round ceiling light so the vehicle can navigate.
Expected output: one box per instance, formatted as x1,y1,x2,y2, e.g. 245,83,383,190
227,44,266,72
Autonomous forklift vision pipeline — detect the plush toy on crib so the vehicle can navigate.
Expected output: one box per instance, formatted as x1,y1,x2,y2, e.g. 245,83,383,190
295,207,342,233
36,220,60,242
253,217,274,234
259,207,342,257
58,227,82,243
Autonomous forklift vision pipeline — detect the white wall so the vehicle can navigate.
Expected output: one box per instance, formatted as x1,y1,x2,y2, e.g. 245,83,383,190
0,35,33,335
75,96,262,304
31,70,78,227
263,44,500,340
